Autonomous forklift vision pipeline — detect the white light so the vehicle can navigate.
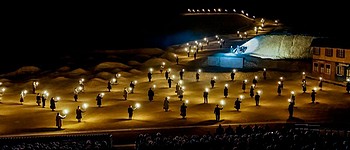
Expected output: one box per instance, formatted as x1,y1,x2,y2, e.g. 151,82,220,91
188,9,191,12
182,86,185,90
347,78,350,82
167,96,170,100
182,69,185,72
185,100,189,104
186,43,189,45
63,109,69,115
220,100,225,105
233,69,236,73
101,93,105,97
291,91,295,94
233,9,236,12
1,88,5,92
134,80,137,84
313,87,317,91
239,95,244,100
263,68,266,71
153,85,156,88
214,76,217,80
0,82,2,85
257,90,261,94
205,88,209,92
162,62,165,65
179,80,183,85
172,75,175,79
288,99,291,102
225,84,228,87
302,72,305,75
280,77,283,80
203,38,207,41
278,81,281,84
129,87,132,91
135,103,141,109
244,79,247,83
185,48,188,51
78,86,83,90
23,90,28,94
241,10,244,14
319,77,322,80
149,68,153,72
198,69,201,72
56,97,61,101
168,68,171,72
255,76,258,79
82,103,88,109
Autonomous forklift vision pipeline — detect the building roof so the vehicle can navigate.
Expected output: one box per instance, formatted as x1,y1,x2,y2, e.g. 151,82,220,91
311,37,350,49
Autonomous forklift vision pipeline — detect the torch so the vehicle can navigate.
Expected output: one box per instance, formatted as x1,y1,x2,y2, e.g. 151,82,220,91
220,99,225,106
185,100,189,104
63,109,69,116
135,103,141,109
82,103,88,110
153,84,156,89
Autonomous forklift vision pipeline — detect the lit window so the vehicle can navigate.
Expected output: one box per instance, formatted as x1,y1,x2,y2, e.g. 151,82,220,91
326,64,331,75
320,64,325,73
336,65,344,76
313,63,318,72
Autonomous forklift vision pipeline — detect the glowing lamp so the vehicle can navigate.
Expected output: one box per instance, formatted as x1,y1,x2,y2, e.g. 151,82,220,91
244,79,247,83
233,69,236,73
149,68,153,72
182,86,185,90
225,84,228,87
220,100,225,106
179,80,183,84
56,97,61,101
0,82,2,85
291,91,295,95
302,72,305,75
255,76,258,79
257,90,261,94
78,86,83,90
168,68,171,72
112,78,116,82
182,69,185,72
23,90,28,94
319,77,322,80
280,77,283,80
82,103,88,109
347,78,350,82
162,62,165,65
185,100,189,104
239,95,244,100
198,69,201,73
129,87,132,91
1,88,5,92
101,93,105,97
135,103,141,109
167,96,170,100
288,99,291,102
263,68,266,71
172,75,175,79
134,80,137,84
205,88,209,92
153,85,156,89
278,81,281,84
186,43,189,46
185,48,188,51
63,109,69,115
214,76,217,80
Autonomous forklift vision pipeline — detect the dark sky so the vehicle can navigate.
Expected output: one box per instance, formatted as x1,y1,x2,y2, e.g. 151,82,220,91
3,1,349,52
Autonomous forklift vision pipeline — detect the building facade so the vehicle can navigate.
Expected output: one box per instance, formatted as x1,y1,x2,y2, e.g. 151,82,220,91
311,38,350,82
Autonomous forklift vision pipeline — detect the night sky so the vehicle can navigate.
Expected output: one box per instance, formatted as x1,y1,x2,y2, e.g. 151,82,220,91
1,1,348,70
